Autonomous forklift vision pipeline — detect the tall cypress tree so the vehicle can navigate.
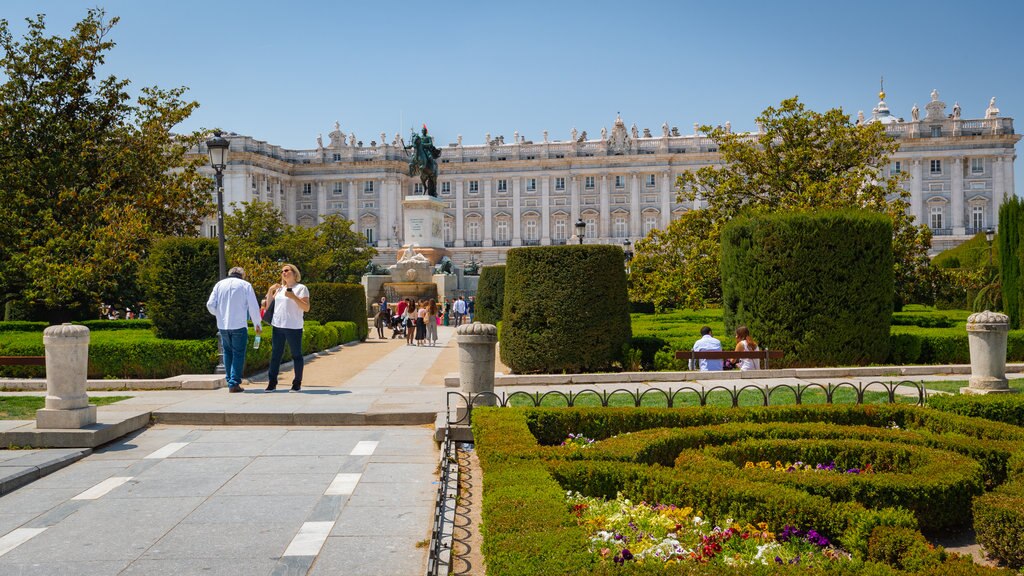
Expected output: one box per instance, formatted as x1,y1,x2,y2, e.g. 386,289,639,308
998,197,1022,328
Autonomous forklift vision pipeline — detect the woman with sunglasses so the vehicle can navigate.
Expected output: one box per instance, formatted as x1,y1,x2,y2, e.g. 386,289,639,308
265,263,310,391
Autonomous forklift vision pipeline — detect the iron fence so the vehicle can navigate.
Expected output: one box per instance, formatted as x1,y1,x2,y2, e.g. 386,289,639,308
425,428,458,576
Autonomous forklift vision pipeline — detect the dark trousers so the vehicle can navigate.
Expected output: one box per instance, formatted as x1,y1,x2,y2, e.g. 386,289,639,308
268,327,304,387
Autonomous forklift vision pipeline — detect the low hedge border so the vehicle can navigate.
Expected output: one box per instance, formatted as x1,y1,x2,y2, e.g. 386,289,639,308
472,406,1024,574
973,478,1024,569
0,320,155,332
929,393,1024,428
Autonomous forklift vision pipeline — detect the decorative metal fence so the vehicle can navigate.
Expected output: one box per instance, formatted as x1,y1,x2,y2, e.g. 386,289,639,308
425,428,458,576
445,380,928,427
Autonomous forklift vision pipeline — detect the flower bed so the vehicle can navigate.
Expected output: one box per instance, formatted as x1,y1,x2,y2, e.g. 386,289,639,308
472,404,1024,575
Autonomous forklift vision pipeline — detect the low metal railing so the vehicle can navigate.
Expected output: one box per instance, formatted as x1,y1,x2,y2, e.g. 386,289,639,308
425,427,458,576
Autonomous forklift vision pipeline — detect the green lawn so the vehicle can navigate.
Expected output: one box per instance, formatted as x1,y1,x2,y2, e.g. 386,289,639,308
0,396,132,420
504,387,922,408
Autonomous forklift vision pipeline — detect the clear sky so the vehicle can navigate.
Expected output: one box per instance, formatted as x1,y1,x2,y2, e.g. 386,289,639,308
3,0,1022,162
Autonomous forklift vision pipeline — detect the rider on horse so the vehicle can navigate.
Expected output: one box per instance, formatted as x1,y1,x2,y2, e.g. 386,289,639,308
405,124,442,197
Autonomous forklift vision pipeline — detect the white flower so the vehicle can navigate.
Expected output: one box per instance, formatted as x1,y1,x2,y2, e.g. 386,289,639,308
693,516,704,526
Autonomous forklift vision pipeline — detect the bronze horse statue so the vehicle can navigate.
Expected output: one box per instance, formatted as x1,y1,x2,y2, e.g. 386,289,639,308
405,125,442,197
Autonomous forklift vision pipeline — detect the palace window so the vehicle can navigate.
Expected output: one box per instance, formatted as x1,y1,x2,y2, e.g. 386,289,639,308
441,182,451,194
364,228,375,244
613,217,628,238
615,175,625,189
467,221,481,241
209,225,217,238
497,179,507,192
646,174,656,187
333,153,341,161
890,161,902,175
444,220,452,242
971,158,984,174
644,216,658,235
527,178,537,192
414,183,423,194
524,219,538,241
585,218,597,239
972,205,985,230
555,177,565,191
554,219,567,240
930,160,942,175
300,202,313,210
585,176,595,190
333,182,343,195
930,206,944,229
302,183,312,195
361,201,375,208
363,181,374,193
469,180,479,193
496,220,509,242
931,126,942,138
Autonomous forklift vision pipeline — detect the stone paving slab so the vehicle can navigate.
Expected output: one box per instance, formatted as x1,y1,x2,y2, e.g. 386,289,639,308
0,448,90,495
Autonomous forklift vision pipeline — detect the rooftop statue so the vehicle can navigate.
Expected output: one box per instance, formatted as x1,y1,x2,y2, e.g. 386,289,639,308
405,124,442,197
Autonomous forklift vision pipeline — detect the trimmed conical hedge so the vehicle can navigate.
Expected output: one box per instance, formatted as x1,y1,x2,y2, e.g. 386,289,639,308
501,245,631,373
721,209,893,367
475,265,506,325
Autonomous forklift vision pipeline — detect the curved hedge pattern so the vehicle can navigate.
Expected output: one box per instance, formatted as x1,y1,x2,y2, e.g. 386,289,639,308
473,405,1024,575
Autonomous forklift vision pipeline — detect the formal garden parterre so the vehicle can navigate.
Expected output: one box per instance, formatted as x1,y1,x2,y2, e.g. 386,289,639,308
472,404,1024,574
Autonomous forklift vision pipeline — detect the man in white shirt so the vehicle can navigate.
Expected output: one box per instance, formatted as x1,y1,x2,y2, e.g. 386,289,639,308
453,296,467,326
690,326,723,371
206,267,262,393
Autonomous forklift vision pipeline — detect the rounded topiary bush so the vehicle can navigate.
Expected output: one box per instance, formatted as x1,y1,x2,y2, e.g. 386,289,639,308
475,265,505,325
501,245,630,373
304,282,368,341
721,209,893,366
140,237,219,340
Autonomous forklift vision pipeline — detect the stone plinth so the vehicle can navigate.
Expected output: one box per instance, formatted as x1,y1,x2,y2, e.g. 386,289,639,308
456,323,498,406
36,324,97,429
962,310,1018,395
402,195,447,252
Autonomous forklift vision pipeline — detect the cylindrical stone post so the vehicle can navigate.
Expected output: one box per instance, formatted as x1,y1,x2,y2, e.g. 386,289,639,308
963,310,1018,395
36,323,97,429
456,322,498,407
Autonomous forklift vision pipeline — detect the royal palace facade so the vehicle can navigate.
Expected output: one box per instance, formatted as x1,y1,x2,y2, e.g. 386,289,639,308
196,90,1019,265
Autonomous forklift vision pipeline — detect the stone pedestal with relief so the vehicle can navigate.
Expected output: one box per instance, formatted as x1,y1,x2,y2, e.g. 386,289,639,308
36,324,97,429
961,310,1018,395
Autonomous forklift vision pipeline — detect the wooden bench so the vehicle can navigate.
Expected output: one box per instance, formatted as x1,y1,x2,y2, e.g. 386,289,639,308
0,356,45,366
675,350,784,370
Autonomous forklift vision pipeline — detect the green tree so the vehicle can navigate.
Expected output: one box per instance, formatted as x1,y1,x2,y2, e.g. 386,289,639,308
0,10,212,322
629,97,932,310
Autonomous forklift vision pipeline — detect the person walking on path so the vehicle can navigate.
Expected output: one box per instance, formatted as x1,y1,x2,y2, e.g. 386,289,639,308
404,299,416,346
265,263,310,392
467,296,475,323
206,266,262,393
375,297,389,339
453,296,467,326
415,300,428,346
426,299,438,345
442,298,451,326
690,326,723,371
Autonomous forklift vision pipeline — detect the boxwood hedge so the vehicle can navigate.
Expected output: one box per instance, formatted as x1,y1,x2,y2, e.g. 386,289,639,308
472,404,1024,574
721,210,893,367
501,245,630,373
475,265,505,325
303,282,368,341
139,237,219,340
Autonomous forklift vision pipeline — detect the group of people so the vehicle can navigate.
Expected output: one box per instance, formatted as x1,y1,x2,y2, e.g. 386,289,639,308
206,263,309,393
99,305,145,320
372,295,477,342
690,325,761,371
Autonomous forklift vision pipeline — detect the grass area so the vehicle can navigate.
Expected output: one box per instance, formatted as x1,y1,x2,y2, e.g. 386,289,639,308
921,379,1024,394
504,387,923,408
0,395,132,420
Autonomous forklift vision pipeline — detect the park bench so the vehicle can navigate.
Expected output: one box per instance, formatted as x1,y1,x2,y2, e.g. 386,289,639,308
675,349,784,370
0,356,45,367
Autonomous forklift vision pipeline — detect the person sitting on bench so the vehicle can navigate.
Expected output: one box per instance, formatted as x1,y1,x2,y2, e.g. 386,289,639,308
691,326,723,371
733,325,760,371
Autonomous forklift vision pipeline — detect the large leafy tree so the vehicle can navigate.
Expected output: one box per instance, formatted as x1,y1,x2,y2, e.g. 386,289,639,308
0,10,212,322
224,201,376,292
629,97,932,310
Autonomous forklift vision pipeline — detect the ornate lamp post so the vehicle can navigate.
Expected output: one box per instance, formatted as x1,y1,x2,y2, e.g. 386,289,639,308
575,218,586,245
985,227,995,266
623,238,633,261
206,131,230,279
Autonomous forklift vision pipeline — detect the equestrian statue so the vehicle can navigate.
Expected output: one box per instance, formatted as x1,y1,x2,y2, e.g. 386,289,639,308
405,124,442,197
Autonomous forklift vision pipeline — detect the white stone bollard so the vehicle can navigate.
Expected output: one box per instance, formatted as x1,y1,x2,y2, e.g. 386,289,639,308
36,323,97,428
456,322,498,407
962,310,1018,395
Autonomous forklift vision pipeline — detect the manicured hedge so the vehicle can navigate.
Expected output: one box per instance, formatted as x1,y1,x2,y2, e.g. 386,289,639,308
303,282,368,341
501,245,631,373
973,478,1024,569
472,404,1024,574
929,393,1024,427
475,265,505,325
999,197,1022,329
140,237,219,340
721,210,893,367
0,320,155,332
241,320,358,375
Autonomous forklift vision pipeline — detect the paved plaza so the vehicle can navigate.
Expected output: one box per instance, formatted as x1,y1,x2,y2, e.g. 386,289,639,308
0,322,1018,574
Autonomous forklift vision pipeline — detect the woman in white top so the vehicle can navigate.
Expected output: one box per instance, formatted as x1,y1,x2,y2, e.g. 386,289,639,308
734,325,760,371
265,263,310,391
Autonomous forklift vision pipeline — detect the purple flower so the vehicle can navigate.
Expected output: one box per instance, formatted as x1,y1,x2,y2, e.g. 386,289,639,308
621,549,633,561
775,556,784,564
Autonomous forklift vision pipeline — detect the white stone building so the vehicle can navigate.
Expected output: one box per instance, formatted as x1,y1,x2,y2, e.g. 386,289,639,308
196,91,1019,264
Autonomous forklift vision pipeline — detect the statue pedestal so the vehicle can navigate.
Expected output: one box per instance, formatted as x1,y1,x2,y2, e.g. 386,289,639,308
400,196,449,265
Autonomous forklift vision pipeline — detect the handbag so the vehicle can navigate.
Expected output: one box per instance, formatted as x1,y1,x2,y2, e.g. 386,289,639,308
262,297,276,325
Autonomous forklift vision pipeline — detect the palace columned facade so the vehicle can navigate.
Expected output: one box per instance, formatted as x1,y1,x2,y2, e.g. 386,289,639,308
196,91,1019,265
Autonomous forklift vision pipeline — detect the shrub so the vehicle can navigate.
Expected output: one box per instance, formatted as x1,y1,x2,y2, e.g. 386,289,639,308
999,197,1022,328
501,245,631,373
629,335,668,370
303,282,368,341
721,210,893,367
973,478,1024,569
140,237,219,340
0,321,48,332
866,526,944,572
475,265,506,325
929,393,1024,427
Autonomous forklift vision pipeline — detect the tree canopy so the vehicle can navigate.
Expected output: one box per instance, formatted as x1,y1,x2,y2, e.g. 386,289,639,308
0,10,212,321
629,97,932,310
224,201,376,291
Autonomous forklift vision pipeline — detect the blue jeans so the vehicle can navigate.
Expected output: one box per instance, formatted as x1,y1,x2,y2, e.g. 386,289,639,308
268,327,304,387
219,328,249,387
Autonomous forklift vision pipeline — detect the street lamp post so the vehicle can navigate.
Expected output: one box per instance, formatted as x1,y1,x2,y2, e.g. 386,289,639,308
206,131,230,279
575,218,586,245
623,239,633,274
985,227,995,266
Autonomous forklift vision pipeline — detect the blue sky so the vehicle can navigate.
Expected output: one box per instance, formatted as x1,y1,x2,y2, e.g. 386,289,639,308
3,0,1022,161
